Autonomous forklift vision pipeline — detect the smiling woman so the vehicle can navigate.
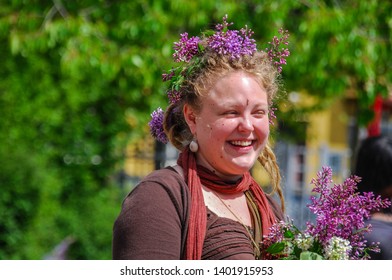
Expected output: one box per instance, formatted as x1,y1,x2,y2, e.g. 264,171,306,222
112,15,289,260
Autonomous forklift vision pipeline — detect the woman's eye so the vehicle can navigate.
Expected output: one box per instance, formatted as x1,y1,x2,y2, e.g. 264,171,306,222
254,110,267,116
223,111,238,116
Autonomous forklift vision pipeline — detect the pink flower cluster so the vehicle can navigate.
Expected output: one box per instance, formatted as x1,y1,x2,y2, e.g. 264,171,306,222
306,166,391,259
207,14,256,60
173,33,200,63
266,28,290,73
148,108,168,144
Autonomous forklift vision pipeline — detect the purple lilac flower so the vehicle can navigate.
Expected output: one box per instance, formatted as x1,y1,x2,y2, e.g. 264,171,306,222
264,220,290,243
167,89,182,104
173,33,200,62
266,28,290,73
148,107,168,144
208,15,256,60
305,166,391,259
269,107,277,125
162,70,175,81
261,220,292,259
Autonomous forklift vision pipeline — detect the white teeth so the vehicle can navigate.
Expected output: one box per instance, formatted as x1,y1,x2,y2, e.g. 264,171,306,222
230,140,252,146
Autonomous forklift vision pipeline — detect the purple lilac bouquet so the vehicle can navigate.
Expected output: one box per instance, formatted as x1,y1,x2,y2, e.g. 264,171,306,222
148,15,289,143
262,166,391,260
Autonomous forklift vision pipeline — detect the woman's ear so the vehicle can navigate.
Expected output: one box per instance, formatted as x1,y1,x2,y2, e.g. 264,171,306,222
183,104,197,134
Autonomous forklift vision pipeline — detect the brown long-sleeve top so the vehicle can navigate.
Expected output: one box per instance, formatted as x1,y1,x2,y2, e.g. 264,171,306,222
112,167,283,260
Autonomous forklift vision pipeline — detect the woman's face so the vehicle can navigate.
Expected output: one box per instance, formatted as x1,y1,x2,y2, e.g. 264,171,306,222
184,71,270,180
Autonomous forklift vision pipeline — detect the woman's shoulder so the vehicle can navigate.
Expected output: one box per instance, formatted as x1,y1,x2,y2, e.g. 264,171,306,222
113,166,190,259
136,166,186,192
125,166,189,208
142,165,183,181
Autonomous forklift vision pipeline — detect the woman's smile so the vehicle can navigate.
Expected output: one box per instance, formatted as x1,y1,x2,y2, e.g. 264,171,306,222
227,139,256,154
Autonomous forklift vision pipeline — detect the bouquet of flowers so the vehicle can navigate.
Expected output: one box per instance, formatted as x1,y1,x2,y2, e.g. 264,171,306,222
262,166,391,260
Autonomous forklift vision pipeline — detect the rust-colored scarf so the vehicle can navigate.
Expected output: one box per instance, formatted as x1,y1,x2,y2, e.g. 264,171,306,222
177,147,277,260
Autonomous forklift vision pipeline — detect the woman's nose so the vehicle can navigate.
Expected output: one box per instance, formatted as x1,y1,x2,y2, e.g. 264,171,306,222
238,116,254,132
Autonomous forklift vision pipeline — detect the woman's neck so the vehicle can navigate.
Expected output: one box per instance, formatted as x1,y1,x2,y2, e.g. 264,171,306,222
194,154,243,182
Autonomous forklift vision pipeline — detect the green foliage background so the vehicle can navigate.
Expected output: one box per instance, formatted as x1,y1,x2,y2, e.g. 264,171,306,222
0,0,390,259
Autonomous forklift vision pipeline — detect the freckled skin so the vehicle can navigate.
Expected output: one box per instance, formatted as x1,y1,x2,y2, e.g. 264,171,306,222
184,71,270,180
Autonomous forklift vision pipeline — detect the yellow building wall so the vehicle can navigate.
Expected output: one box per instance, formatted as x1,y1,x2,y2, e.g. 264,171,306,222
305,97,351,186
124,136,155,179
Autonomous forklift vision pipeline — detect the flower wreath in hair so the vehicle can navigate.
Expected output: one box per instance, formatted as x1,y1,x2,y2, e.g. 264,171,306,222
149,15,290,144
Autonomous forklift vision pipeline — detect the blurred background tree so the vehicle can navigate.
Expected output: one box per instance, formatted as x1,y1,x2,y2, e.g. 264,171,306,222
0,0,390,259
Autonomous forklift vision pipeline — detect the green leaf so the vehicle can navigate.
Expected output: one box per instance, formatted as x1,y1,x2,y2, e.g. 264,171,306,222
310,240,324,255
267,242,285,254
284,229,294,238
198,43,205,53
202,29,215,37
293,246,302,258
300,251,324,260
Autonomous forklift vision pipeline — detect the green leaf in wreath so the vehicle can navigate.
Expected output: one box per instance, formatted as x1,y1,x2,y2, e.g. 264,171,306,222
197,43,205,53
202,29,215,37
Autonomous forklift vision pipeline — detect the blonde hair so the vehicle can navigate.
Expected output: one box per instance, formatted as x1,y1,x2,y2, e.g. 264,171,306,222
163,47,285,212
258,142,285,212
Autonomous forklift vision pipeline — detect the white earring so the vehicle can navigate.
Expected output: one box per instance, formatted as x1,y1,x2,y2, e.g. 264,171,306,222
189,140,199,153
